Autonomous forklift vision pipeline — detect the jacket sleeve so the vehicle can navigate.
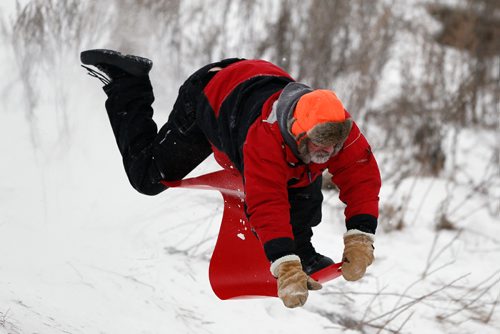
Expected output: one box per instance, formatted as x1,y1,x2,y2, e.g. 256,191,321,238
243,121,296,262
327,120,381,234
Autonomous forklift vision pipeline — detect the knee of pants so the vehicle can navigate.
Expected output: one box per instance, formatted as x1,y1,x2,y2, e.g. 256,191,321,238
125,149,168,196
289,177,324,229
290,202,322,230
151,124,212,182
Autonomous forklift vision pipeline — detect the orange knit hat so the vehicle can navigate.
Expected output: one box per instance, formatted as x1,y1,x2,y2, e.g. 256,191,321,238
291,90,346,137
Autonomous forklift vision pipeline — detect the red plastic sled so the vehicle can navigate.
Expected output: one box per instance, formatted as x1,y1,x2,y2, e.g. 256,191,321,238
162,170,342,299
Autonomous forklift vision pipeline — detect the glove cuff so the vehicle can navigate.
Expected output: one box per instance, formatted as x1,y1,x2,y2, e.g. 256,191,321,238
344,229,375,242
270,254,301,277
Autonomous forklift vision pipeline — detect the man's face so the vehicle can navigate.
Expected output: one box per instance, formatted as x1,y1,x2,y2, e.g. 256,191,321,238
307,140,335,164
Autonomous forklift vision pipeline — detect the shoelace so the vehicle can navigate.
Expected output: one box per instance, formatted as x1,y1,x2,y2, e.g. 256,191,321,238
81,65,111,85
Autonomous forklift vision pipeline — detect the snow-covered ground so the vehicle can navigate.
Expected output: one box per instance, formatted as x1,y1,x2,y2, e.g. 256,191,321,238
1,1,499,333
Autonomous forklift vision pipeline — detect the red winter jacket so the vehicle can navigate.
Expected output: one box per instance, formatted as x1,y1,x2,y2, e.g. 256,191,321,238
200,59,381,261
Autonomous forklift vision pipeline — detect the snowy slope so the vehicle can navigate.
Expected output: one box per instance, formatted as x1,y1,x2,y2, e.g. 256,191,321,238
1,67,499,334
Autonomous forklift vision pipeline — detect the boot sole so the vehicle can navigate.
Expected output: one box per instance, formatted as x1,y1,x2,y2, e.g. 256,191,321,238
80,49,153,76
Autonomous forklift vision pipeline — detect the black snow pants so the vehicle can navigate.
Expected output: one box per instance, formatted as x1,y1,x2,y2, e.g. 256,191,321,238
102,58,242,195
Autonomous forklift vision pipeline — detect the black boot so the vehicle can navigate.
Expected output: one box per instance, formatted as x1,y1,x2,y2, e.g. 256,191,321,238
80,49,153,84
300,252,334,275
295,240,334,275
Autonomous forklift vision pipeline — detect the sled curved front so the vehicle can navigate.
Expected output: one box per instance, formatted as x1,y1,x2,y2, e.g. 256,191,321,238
162,170,342,300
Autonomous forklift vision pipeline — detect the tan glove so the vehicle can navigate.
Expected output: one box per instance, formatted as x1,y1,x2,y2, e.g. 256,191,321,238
342,230,375,281
271,255,322,308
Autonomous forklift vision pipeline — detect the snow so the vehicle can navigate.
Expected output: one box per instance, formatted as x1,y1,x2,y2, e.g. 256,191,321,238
1,1,499,333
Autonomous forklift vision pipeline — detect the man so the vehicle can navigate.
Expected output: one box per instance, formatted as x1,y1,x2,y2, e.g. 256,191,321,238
81,49,381,308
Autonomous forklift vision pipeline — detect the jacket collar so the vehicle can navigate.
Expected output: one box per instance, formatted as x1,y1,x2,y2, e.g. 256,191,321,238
275,82,313,159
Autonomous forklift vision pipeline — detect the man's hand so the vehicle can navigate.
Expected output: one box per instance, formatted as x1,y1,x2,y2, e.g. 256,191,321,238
271,255,322,308
342,230,375,281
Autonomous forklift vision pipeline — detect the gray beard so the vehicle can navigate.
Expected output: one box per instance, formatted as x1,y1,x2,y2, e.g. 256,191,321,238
310,151,331,164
